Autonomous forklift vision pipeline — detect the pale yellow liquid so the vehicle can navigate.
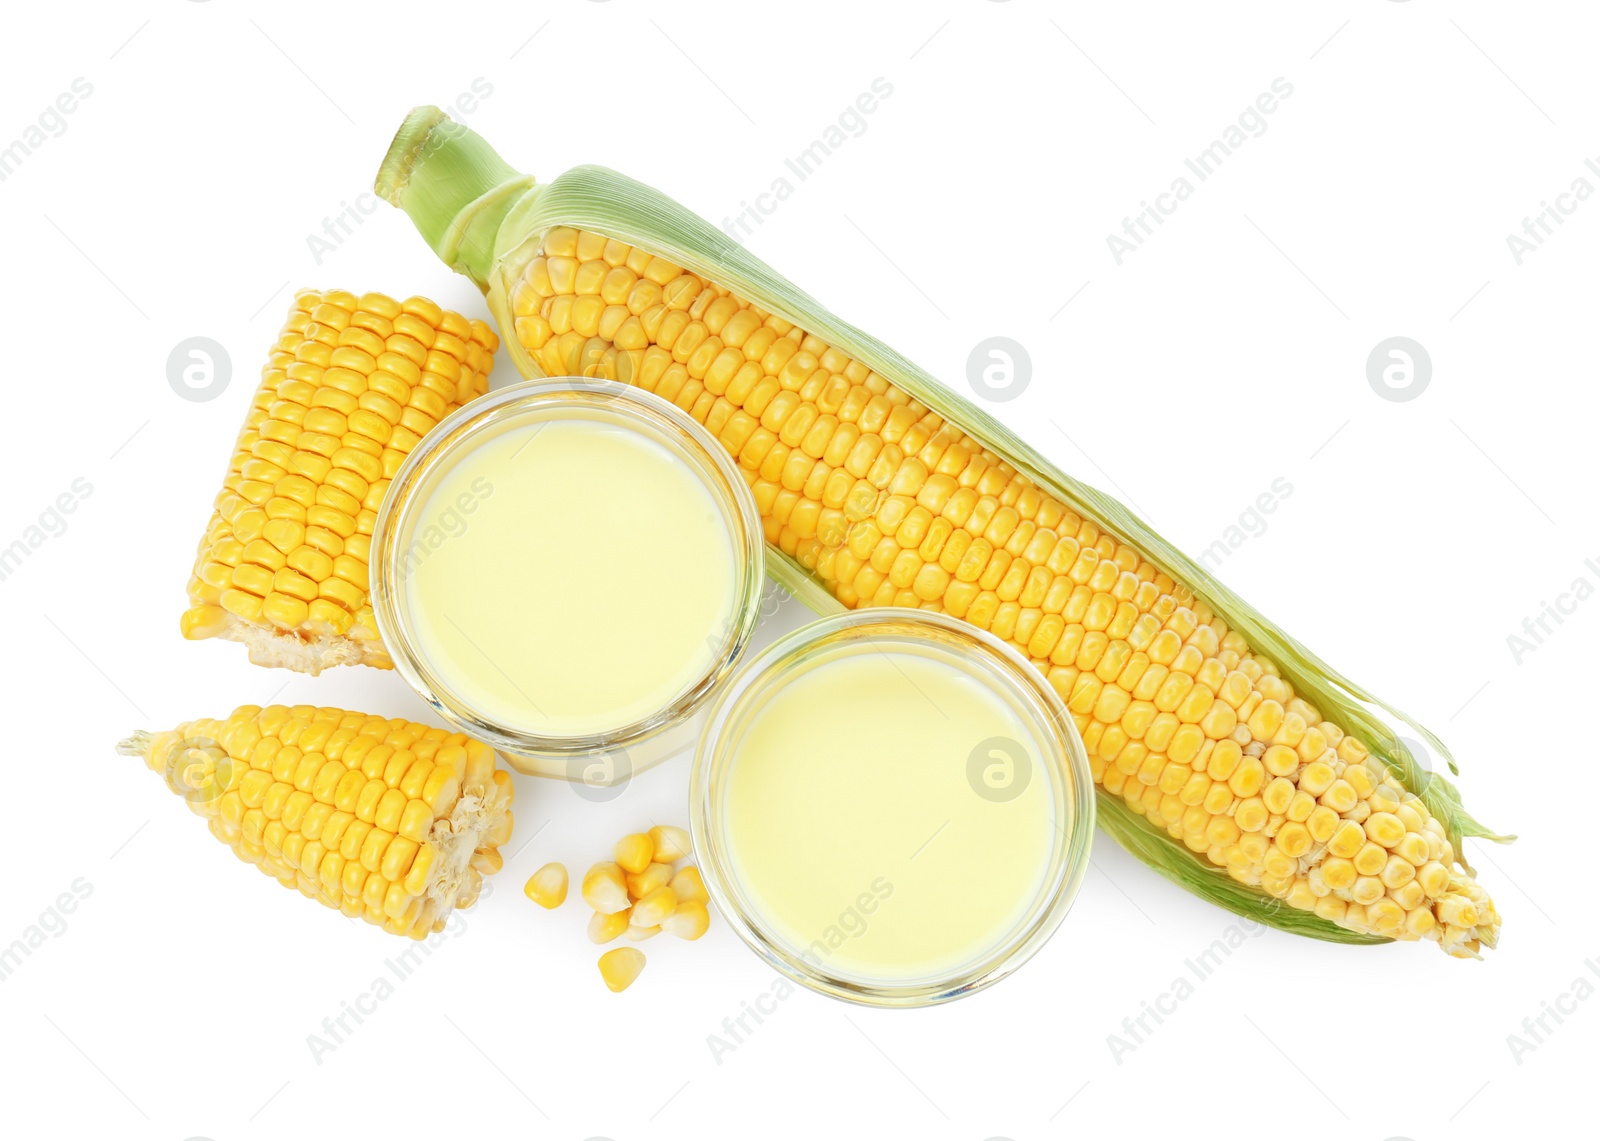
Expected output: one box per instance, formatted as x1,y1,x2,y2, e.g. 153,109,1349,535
403,417,737,738
724,648,1057,984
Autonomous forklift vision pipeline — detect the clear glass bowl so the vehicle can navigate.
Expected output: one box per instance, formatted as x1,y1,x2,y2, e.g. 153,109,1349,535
371,377,766,782
690,609,1096,1007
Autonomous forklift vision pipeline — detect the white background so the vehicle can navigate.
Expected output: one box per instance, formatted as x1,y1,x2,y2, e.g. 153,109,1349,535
1,2,1593,1139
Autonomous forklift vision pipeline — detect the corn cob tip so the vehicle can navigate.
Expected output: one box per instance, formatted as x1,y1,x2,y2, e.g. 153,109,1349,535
374,106,451,207
375,107,530,289
115,731,151,758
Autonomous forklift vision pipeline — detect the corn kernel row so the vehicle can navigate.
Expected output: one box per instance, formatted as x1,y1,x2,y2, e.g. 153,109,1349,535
509,227,1499,957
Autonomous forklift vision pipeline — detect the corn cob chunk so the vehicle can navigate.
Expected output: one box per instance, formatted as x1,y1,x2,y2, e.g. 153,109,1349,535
180,290,498,674
117,705,513,939
506,228,1498,957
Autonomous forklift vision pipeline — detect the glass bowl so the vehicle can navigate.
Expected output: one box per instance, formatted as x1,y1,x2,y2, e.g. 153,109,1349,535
690,608,1096,1006
371,377,766,782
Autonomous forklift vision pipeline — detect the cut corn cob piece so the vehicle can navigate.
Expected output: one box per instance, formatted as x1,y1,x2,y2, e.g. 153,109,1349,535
117,704,513,939
180,290,498,674
379,109,1511,957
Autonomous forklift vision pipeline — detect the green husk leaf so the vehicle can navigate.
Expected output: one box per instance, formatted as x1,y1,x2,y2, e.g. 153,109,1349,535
377,114,1510,943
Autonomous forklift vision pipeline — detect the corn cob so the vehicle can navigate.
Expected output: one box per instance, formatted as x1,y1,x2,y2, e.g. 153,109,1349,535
377,108,1510,956
180,290,499,673
117,704,514,939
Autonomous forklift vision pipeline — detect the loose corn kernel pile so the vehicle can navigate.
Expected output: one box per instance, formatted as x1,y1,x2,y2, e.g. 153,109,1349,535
510,228,1499,957
182,290,498,674
524,825,708,992
119,705,514,939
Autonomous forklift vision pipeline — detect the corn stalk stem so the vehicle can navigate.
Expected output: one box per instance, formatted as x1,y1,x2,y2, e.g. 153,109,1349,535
375,105,535,290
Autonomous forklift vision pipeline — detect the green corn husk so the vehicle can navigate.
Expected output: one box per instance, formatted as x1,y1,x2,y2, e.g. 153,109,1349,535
376,106,1510,948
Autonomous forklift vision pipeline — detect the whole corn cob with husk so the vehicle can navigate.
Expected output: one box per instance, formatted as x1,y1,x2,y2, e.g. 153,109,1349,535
117,705,514,939
180,290,498,673
377,108,1509,956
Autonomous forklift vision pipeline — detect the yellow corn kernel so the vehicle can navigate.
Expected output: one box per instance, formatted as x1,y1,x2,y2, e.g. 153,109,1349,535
670,865,710,905
1365,811,1406,849
1351,875,1385,906
1228,756,1265,798
1391,880,1426,911
588,909,630,944
631,885,678,929
1327,820,1366,859
598,947,647,992
1284,880,1317,912
1370,782,1403,814
1275,822,1311,859
1380,854,1417,890
1321,857,1357,890
1437,895,1479,928
1306,805,1341,844
648,824,692,862
1404,905,1436,938
582,862,631,914
1418,861,1451,898
627,862,675,900
1235,798,1268,833
661,899,710,940
524,862,569,909
1353,842,1389,877
1262,777,1295,816
1366,897,1405,933
1262,744,1298,777
1263,850,1296,880
1297,761,1336,797
614,833,655,874
1319,779,1358,813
